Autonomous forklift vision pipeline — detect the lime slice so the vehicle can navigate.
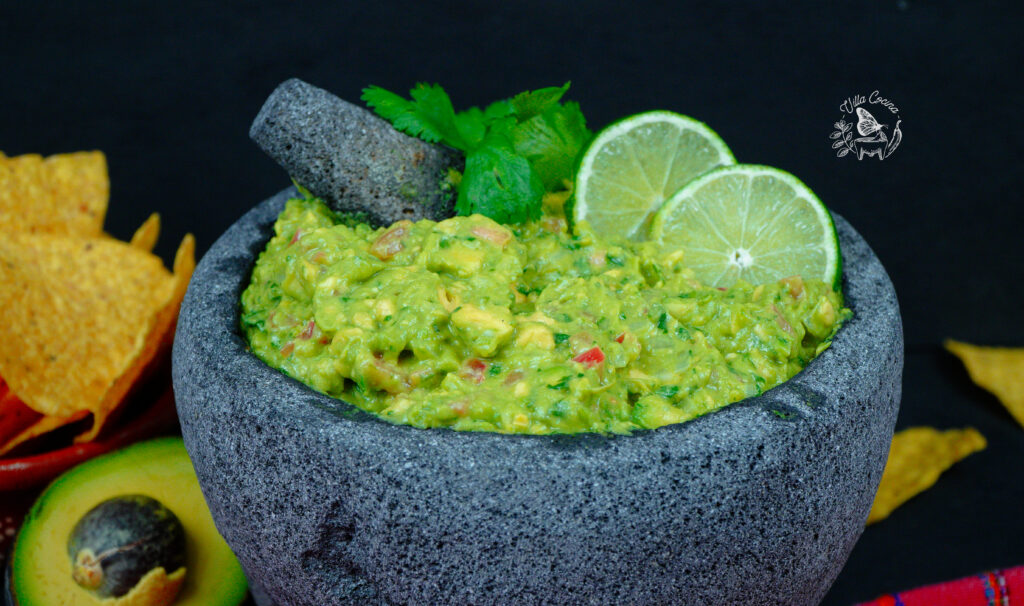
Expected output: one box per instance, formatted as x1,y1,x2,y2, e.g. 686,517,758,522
650,164,841,289
573,111,734,240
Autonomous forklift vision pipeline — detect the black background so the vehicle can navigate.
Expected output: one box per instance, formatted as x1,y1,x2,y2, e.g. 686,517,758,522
3,2,1022,603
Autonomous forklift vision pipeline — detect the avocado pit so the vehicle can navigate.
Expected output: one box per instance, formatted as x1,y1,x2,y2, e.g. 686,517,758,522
68,494,186,603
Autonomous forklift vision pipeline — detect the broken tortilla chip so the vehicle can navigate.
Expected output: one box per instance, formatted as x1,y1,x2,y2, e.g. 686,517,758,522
945,339,1024,429
868,426,986,524
0,233,194,455
130,213,161,252
0,151,108,237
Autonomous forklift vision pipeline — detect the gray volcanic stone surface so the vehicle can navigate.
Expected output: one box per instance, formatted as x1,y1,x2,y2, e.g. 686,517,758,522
172,189,903,606
250,79,462,226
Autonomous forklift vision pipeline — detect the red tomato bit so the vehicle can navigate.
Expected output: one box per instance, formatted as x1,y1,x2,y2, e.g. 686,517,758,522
471,225,511,247
463,358,488,384
573,346,605,367
369,221,412,260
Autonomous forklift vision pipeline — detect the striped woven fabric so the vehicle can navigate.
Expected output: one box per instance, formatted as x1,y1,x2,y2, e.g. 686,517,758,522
858,566,1023,605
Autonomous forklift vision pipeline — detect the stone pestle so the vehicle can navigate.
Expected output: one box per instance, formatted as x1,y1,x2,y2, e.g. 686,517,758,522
250,78,462,226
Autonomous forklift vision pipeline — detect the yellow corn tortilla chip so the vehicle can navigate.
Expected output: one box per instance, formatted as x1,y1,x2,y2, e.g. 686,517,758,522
74,233,195,444
946,339,1024,429
0,151,108,237
867,426,986,524
130,213,161,252
0,233,194,454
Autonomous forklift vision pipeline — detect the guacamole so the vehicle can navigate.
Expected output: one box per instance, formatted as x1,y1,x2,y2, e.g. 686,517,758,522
240,196,849,434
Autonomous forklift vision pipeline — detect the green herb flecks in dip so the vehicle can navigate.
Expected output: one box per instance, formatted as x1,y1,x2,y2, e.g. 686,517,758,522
240,194,849,434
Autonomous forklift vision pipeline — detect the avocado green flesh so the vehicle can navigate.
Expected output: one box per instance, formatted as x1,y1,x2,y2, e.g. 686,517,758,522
241,197,849,434
9,438,247,606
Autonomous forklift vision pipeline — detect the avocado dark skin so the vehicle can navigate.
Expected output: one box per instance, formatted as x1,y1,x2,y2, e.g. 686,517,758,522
3,559,13,606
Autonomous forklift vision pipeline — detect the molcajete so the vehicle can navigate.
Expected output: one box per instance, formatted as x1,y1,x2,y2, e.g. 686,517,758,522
172,187,902,605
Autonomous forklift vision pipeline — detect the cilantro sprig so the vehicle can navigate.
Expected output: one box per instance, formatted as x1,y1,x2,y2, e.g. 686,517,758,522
362,82,592,223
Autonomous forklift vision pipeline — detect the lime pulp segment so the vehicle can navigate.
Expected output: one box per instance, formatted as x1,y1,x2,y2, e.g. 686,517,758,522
650,164,840,289
574,111,735,240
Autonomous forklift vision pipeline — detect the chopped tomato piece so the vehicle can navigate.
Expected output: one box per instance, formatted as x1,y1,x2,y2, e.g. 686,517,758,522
471,225,511,247
615,333,625,343
450,400,470,416
290,229,302,244
362,358,411,394
771,304,795,335
369,221,412,260
299,320,316,339
504,370,524,385
781,275,805,298
462,358,488,384
280,342,295,357
542,216,566,233
573,346,605,367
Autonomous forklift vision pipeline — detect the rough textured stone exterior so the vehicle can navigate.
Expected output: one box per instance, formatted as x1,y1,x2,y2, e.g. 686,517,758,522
173,188,903,605
250,79,462,226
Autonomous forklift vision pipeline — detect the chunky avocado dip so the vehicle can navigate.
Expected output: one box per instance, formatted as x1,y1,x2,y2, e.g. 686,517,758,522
240,194,849,434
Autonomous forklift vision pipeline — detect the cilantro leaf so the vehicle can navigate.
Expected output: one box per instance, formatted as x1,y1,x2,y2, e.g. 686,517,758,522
510,82,570,121
511,101,592,190
655,385,680,399
483,99,516,122
363,82,590,223
547,375,571,390
407,83,465,147
360,85,413,123
453,106,487,150
457,130,544,223
362,83,467,149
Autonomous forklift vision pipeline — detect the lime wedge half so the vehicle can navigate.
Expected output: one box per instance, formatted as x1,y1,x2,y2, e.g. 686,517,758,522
650,164,841,289
573,111,734,240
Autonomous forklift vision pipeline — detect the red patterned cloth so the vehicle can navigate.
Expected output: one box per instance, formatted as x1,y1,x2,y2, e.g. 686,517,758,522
858,566,1024,605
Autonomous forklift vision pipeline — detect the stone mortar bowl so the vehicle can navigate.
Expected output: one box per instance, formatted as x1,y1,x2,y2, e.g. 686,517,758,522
172,187,903,606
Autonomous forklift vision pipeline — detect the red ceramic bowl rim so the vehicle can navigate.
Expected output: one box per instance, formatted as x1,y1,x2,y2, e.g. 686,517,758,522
0,387,178,492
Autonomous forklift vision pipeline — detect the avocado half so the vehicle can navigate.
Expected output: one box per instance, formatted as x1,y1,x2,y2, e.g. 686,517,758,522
5,437,248,606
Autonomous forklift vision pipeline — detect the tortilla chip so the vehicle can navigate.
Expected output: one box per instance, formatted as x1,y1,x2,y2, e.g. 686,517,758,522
0,233,195,454
945,339,1024,429
131,213,161,252
74,234,195,444
0,151,108,237
867,426,986,524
